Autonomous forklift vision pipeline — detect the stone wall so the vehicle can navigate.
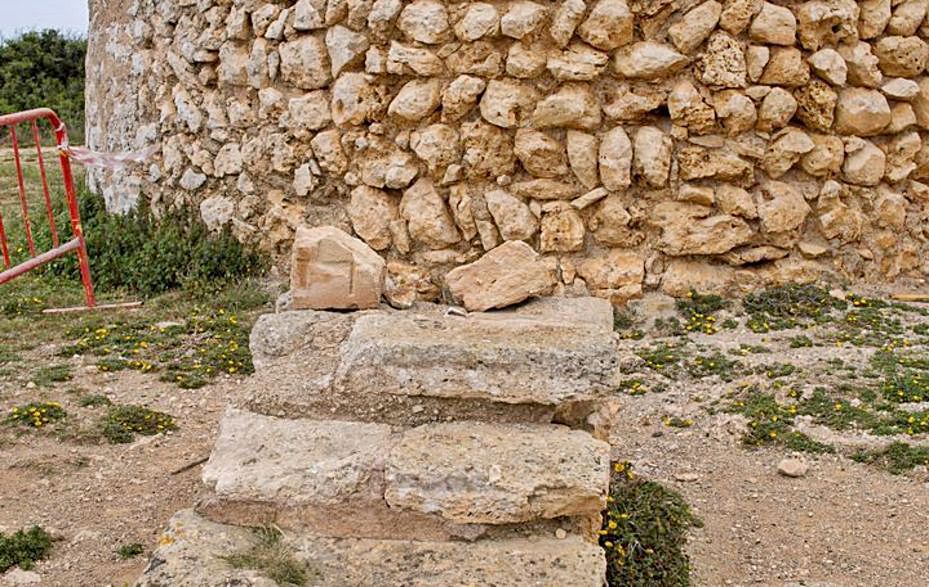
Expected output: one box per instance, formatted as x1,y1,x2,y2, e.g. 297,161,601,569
87,0,929,302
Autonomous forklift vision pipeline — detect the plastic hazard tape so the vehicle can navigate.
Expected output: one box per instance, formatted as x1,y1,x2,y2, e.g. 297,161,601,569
58,143,159,170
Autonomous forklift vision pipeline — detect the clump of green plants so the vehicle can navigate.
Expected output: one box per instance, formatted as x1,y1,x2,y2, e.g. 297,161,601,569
78,394,112,408
33,364,73,386
789,335,814,348
618,379,650,396
224,527,312,586
686,352,742,381
676,290,726,335
116,543,144,559
102,405,177,444
637,343,683,375
5,402,66,429
743,284,846,333
663,416,694,428
599,462,702,586
726,391,833,454
852,442,929,474
0,526,53,572
44,191,266,297
796,388,879,431
758,362,798,379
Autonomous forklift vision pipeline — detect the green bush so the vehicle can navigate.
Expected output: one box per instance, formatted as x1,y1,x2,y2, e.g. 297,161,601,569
0,30,85,142
41,190,266,297
0,526,53,572
600,463,702,586
102,405,177,444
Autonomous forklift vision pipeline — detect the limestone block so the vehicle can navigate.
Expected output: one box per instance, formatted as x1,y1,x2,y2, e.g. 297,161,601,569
290,226,386,310
445,240,554,311
279,36,331,89
385,422,609,524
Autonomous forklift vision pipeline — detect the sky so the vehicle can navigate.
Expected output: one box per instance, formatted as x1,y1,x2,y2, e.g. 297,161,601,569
0,1,88,39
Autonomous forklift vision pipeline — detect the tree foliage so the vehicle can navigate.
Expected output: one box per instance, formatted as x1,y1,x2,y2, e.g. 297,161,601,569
0,30,86,141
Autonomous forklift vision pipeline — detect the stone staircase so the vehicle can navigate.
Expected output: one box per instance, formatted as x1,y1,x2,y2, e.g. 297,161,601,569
137,297,619,586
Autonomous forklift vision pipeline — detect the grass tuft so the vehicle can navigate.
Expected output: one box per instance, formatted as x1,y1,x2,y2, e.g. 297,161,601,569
224,527,312,586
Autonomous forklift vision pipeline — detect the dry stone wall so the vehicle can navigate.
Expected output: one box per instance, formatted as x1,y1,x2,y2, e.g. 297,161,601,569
87,0,929,301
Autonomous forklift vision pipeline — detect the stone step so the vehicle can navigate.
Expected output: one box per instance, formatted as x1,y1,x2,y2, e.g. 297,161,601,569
198,408,609,541
137,509,606,587
243,297,620,434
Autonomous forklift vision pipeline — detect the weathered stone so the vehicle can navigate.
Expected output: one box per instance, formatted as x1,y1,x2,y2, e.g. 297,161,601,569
540,202,585,252
400,178,461,248
500,1,548,39
652,202,754,255
578,0,634,50
840,42,883,87
598,127,632,191
801,133,845,176
763,128,815,178
677,146,754,185
550,0,587,48
461,120,516,178
749,2,797,45
567,131,600,189
386,421,608,524
348,186,397,250
388,78,442,120
874,35,929,77
531,83,601,129
291,226,385,310
668,80,716,133
614,42,688,80
576,249,643,290
410,124,460,173
441,75,486,122
795,80,838,132
859,0,891,39
337,294,615,401
746,45,770,81
700,31,747,88
454,3,499,41
515,129,568,178
508,42,547,78
720,0,763,35
714,90,757,134
716,184,757,218
480,79,536,128
882,77,920,100
199,196,234,231
486,189,538,240
397,0,450,44
279,36,332,89
677,184,715,206
843,137,886,186
757,181,811,233
668,1,722,54
795,0,859,51
888,0,928,36
809,48,848,85
633,126,671,188
759,48,810,86
547,43,610,81
138,510,607,587
589,195,638,246
834,88,891,135
326,25,370,76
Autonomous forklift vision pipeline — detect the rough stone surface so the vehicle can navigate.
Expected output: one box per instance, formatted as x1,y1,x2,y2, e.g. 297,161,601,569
136,509,607,587
445,240,556,311
385,421,610,524
290,226,385,310
88,0,929,303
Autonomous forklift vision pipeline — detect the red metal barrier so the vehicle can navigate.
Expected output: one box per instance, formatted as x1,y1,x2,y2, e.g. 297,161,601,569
0,108,95,308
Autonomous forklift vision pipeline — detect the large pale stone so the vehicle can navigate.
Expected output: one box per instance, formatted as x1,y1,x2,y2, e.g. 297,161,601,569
290,226,386,310
576,249,644,290
348,186,398,251
138,510,606,587
531,84,601,129
578,0,634,50
750,2,797,45
550,0,587,48
809,48,848,85
480,79,536,128
410,124,460,173
700,31,747,87
834,88,891,135
500,1,548,39
598,127,632,190
859,0,891,39
759,47,810,86
397,0,450,44
757,181,811,233
756,87,797,132
668,1,722,54
614,42,688,80
454,3,499,41
633,126,671,188
589,195,637,246
388,79,442,121
720,0,763,35
445,241,556,311
441,75,486,122
567,131,600,189
515,129,567,178
874,35,929,77
400,178,461,248
840,42,883,87
652,202,753,255
795,0,859,51
279,36,332,89
325,25,369,76
843,137,886,186
668,80,716,133
485,189,539,240
336,293,615,402
385,422,609,524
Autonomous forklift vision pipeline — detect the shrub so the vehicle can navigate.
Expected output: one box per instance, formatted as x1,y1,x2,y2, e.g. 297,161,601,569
5,402,66,429
102,405,177,444
600,462,702,586
0,526,53,572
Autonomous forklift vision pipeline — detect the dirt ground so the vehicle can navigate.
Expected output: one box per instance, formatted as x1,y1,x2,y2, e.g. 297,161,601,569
3,283,929,586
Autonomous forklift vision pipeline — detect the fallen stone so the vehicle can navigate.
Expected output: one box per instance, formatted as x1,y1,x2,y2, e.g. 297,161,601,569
290,226,385,311
445,240,555,311
777,457,809,478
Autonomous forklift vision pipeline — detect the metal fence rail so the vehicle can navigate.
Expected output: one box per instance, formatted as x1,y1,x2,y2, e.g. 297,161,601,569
0,108,95,308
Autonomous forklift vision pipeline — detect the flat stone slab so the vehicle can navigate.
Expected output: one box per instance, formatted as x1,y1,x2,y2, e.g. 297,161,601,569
385,421,610,525
198,409,608,538
333,297,619,406
137,509,606,587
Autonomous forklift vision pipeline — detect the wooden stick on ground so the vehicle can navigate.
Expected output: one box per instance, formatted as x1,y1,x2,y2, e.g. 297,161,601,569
890,293,929,303
42,301,143,314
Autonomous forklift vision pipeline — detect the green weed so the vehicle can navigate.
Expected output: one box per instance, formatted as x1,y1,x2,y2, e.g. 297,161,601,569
224,527,312,586
0,526,53,572
5,402,66,429
102,405,177,444
851,442,929,474
116,543,144,559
